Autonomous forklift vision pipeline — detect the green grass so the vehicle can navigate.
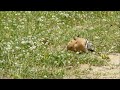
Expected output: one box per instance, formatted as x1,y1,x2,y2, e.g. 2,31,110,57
0,11,120,79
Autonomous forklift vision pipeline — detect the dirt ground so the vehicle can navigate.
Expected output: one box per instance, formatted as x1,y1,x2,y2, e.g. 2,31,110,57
64,53,120,79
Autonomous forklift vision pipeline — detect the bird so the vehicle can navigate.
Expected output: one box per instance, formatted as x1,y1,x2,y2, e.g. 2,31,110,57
67,36,95,53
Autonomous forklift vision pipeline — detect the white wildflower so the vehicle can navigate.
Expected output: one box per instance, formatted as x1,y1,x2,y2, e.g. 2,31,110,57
21,40,26,44
89,27,94,30
15,46,20,50
67,53,71,56
22,50,26,52
18,54,23,57
77,62,79,64
68,61,71,64
15,56,19,59
44,75,47,78
29,45,36,50
76,52,79,54
103,19,107,21
95,36,99,39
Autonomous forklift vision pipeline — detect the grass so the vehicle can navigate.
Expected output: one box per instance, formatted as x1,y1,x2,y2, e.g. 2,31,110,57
0,11,120,79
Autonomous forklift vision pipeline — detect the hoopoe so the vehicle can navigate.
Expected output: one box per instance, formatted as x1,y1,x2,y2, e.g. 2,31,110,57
67,36,95,53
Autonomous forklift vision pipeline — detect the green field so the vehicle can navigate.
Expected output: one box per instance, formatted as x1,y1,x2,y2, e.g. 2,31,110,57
0,11,120,79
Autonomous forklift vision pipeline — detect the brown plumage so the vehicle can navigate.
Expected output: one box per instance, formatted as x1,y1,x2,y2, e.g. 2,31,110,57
67,37,94,53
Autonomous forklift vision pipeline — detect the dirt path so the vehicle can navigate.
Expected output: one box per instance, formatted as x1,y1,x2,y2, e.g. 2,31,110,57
88,53,120,79
64,53,120,79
